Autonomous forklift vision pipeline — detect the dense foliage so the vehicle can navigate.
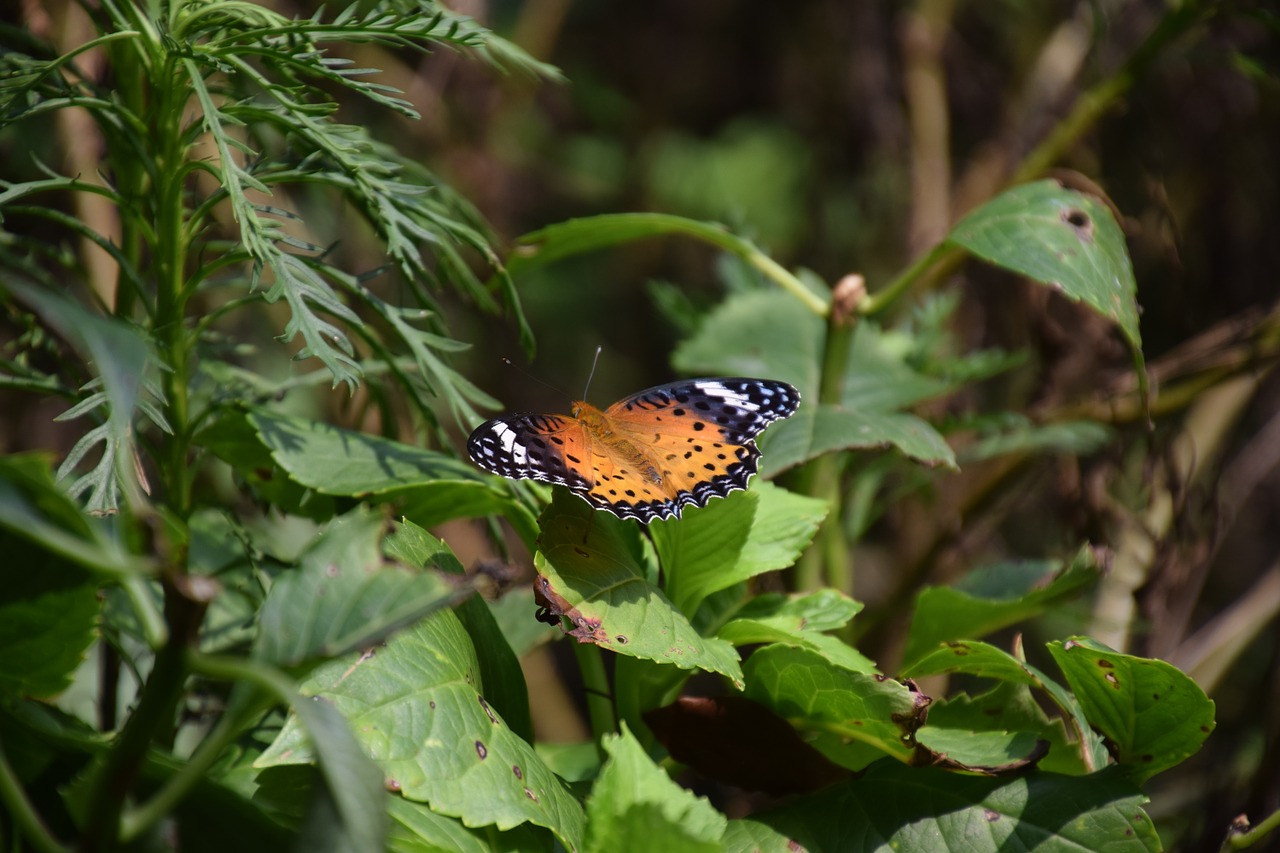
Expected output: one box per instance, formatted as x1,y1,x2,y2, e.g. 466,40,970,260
1,1,1275,850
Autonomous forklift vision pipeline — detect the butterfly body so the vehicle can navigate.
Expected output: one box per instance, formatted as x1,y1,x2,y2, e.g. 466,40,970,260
468,378,799,523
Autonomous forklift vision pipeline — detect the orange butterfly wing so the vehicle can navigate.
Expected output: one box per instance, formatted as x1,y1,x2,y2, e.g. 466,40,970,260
468,378,799,522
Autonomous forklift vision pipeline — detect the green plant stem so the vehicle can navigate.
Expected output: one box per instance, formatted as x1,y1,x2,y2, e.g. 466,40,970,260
119,687,259,842
573,642,616,755
79,621,190,849
795,310,858,592
0,742,68,853
1227,808,1280,850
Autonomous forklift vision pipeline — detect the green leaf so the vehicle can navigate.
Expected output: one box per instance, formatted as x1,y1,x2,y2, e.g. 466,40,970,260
717,590,876,674
203,407,521,530
384,518,534,744
257,610,585,850
0,453,143,579
1048,637,1215,783
671,289,821,394
904,640,1110,772
760,404,956,474
253,508,469,668
509,213,825,315
0,461,100,700
533,490,744,688
675,296,955,472
584,723,726,853
947,180,1143,351
290,692,391,852
387,795,550,853
6,279,155,512
649,481,826,616
901,547,1101,668
743,645,924,770
725,762,1159,852
918,680,1086,776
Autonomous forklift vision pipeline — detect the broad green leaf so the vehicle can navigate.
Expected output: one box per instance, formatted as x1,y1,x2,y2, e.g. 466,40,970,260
1048,637,1215,783
901,547,1101,668
206,407,522,530
649,481,827,616
905,640,1109,771
717,590,876,674
0,456,103,699
257,611,585,850
919,680,1086,776
584,723,725,853
288,682,391,852
0,454,142,579
839,322,952,412
674,294,955,472
743,645,923,770
387,795,550,853
384,518,534,744
947,180,1142,351
509,213,826,315
254,508,469,668
760,404,955,475
725,762,1159,852
534,490,744,688
245,406,479,493
671,289,821,395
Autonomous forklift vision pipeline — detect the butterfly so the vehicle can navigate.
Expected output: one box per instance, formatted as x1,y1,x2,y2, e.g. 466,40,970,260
467,378,800,522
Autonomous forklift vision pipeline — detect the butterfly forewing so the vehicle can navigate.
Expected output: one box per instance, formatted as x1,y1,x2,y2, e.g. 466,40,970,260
466,414,593,490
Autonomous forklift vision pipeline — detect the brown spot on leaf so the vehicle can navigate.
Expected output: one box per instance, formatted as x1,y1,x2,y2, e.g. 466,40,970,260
985,810,1000,822
1097,659,1115,668
478,695,498,723
1062,207,1094,241
475,741,487,760
385,778,401,792
533,573,610,644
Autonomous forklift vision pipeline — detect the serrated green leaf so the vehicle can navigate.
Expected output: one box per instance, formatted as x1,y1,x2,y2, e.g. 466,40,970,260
947,180,1142,351
717,590,875,674
743,645,922,770
649,481,826,615
584,723,725,853
6,279,154,512
257,610,584,850
254,508,468,668
534,490,744,688
901,547,1101,668
1048,637,1215,783
725,762,1159,852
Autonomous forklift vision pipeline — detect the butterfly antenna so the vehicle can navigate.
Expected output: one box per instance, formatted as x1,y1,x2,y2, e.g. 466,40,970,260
582,346,603,401
501,357,568,398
